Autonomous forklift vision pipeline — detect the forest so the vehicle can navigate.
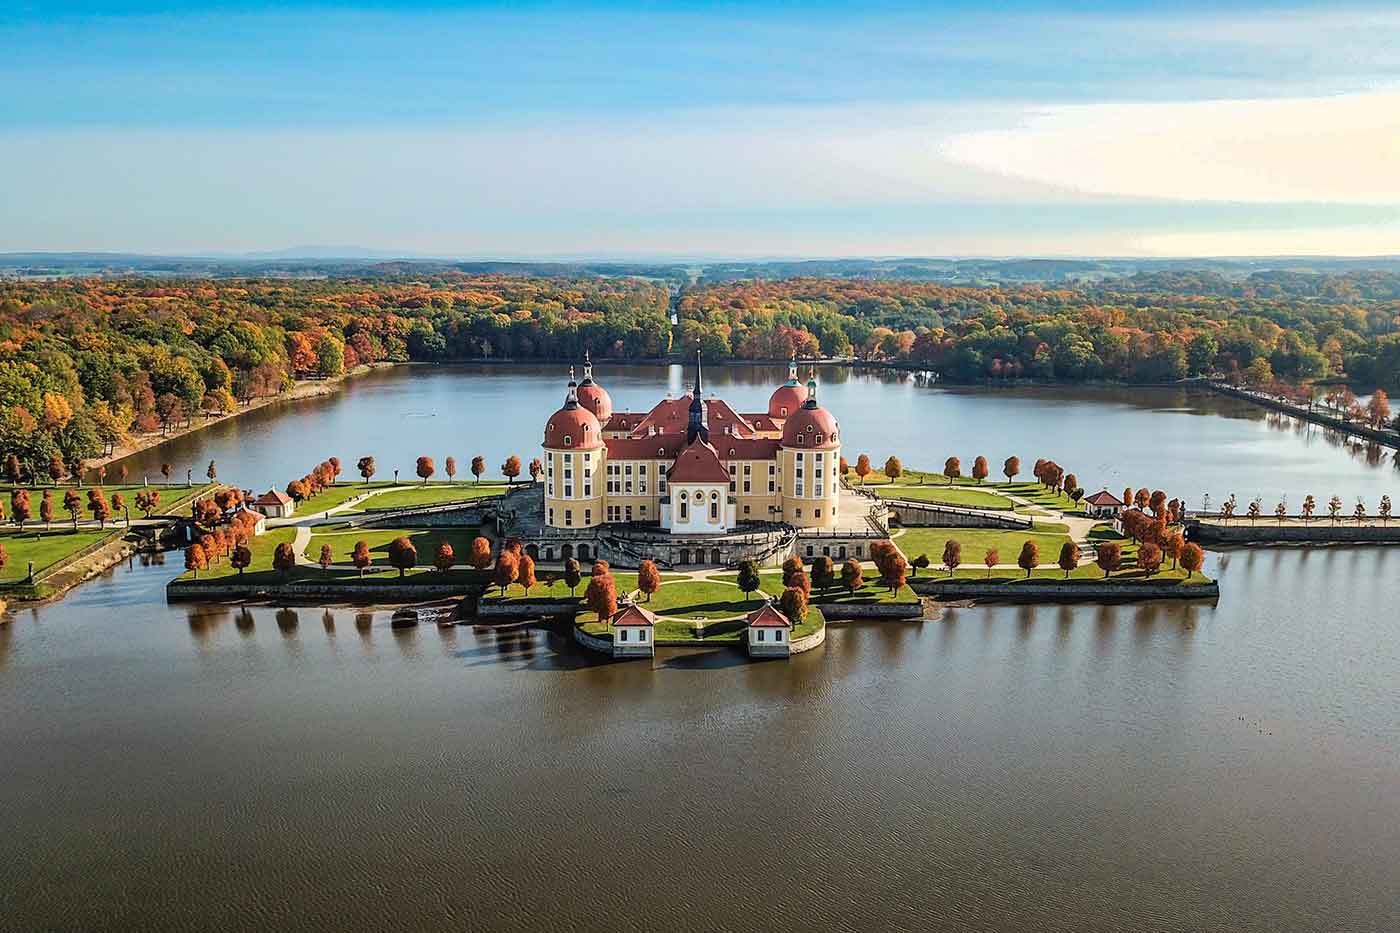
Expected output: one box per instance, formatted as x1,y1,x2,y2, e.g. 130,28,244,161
1,269,1398,481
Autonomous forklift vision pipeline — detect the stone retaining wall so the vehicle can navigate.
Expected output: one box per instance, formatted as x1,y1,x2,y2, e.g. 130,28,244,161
477,601,578,619
816,601,924,620
574,626,614,654
1187,521,1400,545
789,625,826,654
167,580,468,601
885,500,1030,529
912,580,1219,603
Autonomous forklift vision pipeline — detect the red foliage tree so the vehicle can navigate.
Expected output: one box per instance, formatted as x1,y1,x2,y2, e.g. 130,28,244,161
469,536,493,570
1017,541,1039,577
493,550,519,594
351,540,372,577
416,456,435,484
434,541,455,572
637,559,661,602
502,455,522,485
387,536,417,577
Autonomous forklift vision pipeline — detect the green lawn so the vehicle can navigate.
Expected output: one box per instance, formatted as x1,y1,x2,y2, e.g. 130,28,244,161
893,526,1074,565
0,528,120,584
848,469,1085,513
712,569,918,605
1,482,216,519
361,483,510,510
179,526,299,582
880,485,1015,509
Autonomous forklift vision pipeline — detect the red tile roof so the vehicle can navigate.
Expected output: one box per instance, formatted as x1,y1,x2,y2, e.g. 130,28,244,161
746,604,792,628
667,440,732,484
1084,490,1123,507
612,604,657,626
716,437,781,460
605,436,685,460
255,489,293,506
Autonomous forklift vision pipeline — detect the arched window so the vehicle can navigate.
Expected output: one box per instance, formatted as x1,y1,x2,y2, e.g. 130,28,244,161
563,435,573,447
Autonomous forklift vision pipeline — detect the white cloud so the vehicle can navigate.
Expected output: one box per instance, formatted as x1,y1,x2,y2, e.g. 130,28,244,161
941,90,1400,205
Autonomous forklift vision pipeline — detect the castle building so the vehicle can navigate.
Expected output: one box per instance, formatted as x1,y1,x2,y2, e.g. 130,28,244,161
541,353,842,536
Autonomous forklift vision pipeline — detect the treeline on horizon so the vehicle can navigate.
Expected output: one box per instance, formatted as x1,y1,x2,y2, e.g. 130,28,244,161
1,270,1398,481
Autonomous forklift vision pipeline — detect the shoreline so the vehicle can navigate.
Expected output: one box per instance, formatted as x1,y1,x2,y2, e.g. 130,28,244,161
93,361,398,469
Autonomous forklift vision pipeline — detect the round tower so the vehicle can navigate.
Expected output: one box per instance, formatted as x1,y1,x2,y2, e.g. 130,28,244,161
542,378,607,530
778,369,841,528
767,354,807,420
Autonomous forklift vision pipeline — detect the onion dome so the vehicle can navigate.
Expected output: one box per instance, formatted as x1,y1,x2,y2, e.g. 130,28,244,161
576,350,613,422
768,355,807,419
544,382,604,450
780,369,839,450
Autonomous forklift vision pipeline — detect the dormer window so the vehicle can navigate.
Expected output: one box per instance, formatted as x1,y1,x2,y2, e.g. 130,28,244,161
564,436,573,447
657,447,665,456
815,434,823,444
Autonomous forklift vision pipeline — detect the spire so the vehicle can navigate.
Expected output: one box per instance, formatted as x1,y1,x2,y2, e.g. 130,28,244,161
582,349,594,384
567,365,577,387
687,349,709,444
805,366,819,408
787,352,799,385
564,381,579,408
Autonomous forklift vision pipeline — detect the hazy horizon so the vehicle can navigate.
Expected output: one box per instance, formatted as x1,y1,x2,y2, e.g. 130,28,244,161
3,2,1399,257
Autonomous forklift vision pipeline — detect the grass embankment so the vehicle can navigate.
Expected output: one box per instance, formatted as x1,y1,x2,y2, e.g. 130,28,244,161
0,528,120,584
360,483,510,510
848,470,1082,513
0,482,216,517
712,570,918,605
893,525,1072,564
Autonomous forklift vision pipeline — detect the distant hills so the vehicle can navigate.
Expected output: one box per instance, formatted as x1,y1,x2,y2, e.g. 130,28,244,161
4,251,1400,284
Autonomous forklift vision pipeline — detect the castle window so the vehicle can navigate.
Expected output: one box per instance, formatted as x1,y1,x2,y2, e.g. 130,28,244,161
548,508,554,524
563,435,572,447
815,508,822,518
710,500,719,520
796,508,803,518
796,452,803,462
815,434,823,444
565,509,573,526
585,508,591,524
680,499,688,520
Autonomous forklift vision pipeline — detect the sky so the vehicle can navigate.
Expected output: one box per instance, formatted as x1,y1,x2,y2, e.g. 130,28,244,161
2,1,1399,258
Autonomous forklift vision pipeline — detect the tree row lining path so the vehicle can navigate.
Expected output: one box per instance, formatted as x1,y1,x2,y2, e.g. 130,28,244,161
887,486,1106,569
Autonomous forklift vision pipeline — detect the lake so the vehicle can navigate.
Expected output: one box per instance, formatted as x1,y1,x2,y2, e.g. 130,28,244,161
1,364,1397,932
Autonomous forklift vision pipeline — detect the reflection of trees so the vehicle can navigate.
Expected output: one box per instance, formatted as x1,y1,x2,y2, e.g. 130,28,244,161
0,622,12,670
322,610,335,633
235,608,255,634
275,608,299,634
187,605,230,642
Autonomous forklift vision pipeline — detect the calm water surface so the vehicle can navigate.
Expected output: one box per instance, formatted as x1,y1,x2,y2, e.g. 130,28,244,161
2,366,1398,932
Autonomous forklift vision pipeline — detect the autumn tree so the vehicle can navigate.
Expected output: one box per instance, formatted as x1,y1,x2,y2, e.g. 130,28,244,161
1366,388,1390,428
984,547,999,577
230,542,252,576
1354,499,1367,524
206,460,218,482
1095,541,1121,577
11,490,30,530
584,568,618,622
434,541,455,572
840,558,864,594
1328,495,1343,524
184,543,207,579
637,559,661,602
40,489,54,529
63,489,81,527
88,489,111,528
529,458,543,484
1003,456,1020,483
471,455,485,484
1302,495,1316,522
972,455,989,484
1380,495,1392,525
781,554,805,588
318,543,334,571
502,455,522,485
367,536,412,579
854,454,871,485
445,456,457,481
1017,541,1039,577
884,456,902,481
517,553,537,593
811,555,834,591
357,456,376,483
778,586,809,626
941,539,961,575
1179,543,1205,577
469,536,493,570
943,456,961,484
1138,542,1163,576
563,557,582,595
911,553,929,577
492,550,518,594
351,540,372,577
416,456,435,484
1057,541,1079,578
272,541,297,578
111,491,126,525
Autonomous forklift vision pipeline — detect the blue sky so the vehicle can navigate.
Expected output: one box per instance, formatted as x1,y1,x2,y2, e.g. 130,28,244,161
2,1,1399,256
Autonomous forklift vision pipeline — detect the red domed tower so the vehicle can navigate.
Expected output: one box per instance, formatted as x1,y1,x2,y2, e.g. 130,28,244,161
576,350,613,423
543,379,606,529
768,355,808,420
778,368,841,528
